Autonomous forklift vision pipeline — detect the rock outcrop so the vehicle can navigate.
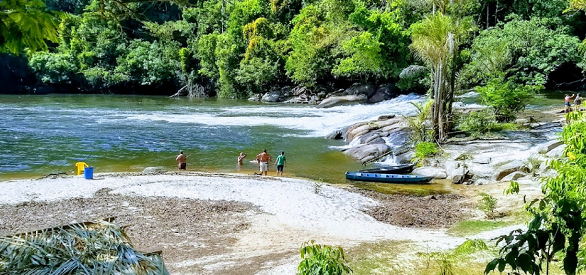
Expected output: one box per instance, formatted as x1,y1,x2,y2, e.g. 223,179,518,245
317,94,367,108
337,116,411,163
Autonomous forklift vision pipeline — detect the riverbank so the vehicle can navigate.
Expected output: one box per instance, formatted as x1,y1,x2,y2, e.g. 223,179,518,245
0,171,542,274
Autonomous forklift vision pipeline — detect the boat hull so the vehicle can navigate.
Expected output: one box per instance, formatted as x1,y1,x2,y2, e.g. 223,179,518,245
357,164,415,174
345,172,433,183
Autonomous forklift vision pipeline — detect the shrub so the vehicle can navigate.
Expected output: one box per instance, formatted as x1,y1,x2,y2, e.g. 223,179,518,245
413,142,439,166
478,193,497,219
456,110,495,137
415,142,438,159
476,78,541,122
298,240,352,275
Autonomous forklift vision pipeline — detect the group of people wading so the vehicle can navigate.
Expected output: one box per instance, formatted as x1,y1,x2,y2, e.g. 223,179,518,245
565,93,583,113
175,149,286,176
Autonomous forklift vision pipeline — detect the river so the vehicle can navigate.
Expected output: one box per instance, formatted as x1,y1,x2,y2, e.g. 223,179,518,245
0,94,425,183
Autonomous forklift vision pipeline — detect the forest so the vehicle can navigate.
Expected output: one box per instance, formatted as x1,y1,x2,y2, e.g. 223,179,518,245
2,0,586,99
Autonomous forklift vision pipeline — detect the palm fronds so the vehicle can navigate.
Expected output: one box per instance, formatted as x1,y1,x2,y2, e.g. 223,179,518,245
0,220,168,275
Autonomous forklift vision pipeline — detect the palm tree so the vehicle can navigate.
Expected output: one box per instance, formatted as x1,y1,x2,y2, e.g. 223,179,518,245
409,6,471,143
0,220,169,274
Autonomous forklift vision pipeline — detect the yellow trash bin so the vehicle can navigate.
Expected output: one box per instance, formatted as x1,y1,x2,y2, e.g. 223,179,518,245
75,162,89,175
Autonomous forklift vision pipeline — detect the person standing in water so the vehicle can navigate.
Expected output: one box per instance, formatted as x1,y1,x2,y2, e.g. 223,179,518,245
565,94,575,113
256,149,272,176
237,152,247,165
176,150,187,170
274,151,286,176
575,93,583,111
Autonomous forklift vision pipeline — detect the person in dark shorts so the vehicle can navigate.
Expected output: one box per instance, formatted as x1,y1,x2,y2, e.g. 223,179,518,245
176,150,187,170
565,94,575,113
274,151,286,176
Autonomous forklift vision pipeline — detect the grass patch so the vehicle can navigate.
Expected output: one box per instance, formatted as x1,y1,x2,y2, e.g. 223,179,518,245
448,220,509,236
346,240,423,275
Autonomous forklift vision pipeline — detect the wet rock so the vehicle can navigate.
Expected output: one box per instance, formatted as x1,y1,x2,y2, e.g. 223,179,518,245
325,130,343,140
261,91,281,102
395,151,415,164
546,145,566,158
503,171,527,181
343,144,390,163
344,83,376,97
317,94,367,108
472,156,492,164
493,160,529,181
538,140,564,154
247,94,261,102
368,83,399,104
412,167,447,179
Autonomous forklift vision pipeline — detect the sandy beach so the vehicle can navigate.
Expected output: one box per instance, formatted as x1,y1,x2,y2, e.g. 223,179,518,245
0,172,528,274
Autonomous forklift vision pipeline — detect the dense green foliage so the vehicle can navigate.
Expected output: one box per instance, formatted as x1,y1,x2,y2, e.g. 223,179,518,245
0,0,59,53
298,240,352,275
3,0,586,107
485,111,586,275
476,78,540,122
413,141,438,165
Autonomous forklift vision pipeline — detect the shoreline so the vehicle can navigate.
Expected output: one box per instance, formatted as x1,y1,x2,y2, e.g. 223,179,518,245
0,171,505,274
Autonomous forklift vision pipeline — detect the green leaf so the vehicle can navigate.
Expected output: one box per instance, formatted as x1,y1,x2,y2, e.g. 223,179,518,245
564,251,578,275
485,258,499,274
498,258,506,272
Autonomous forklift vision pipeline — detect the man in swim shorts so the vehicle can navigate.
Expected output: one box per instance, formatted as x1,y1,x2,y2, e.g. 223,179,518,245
176,150,187,170
565,94,575,113
256,149,272,176
274,151,286,176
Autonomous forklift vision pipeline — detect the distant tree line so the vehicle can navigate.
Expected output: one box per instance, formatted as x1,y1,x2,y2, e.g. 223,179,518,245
1,0,585,98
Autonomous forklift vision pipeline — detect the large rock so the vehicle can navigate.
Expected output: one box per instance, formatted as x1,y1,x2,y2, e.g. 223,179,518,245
343,144,390,163
502,171,527,181
261,91,282,102
395,151,415,164
493,160,530,181
325,130,343,140
537,140,564,154
412,167,447,179
344,83,376,97
317,94,368,108
546,144,566,158
368,83,399,103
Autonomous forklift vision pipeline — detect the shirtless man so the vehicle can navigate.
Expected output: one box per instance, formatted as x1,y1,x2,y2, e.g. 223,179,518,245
565,94,575,113
237,152,247,165
176,151,187,170
256,149,272,176
575,93,583,111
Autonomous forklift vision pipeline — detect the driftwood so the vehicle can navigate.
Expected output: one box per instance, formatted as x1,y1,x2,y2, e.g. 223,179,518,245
36,172,68,180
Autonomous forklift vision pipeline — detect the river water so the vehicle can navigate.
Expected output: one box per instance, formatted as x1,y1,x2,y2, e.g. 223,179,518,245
0,94,426,183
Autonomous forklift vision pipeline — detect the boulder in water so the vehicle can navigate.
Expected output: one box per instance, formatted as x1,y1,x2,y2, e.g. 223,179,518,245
368,83,400,103
344,83,376,97
343,143,390,163
317,94,367,108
